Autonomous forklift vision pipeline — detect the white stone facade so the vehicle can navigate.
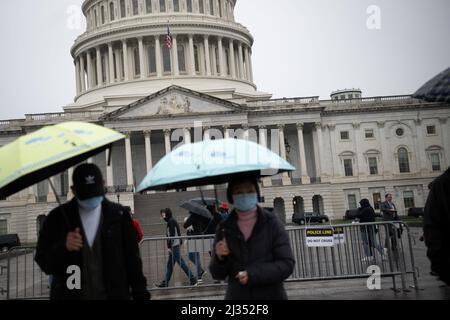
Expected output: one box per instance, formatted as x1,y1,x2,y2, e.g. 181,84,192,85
0,0,449,243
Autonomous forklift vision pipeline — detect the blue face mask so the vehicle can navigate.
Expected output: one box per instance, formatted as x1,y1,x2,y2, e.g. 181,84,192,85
77,196,104,210
232,193,258,212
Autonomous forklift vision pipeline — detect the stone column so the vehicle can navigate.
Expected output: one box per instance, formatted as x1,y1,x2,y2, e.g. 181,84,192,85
108,43,115,83
259,125,272,187
188,34,196,76
278,124,292,186
106,149,114,188
144,131,153,173
204,36,211,76
47,177,57,203
155,36,163,77
229,40,236,78
223,125,230,139
172,35,179,76
296,123,310,184
86,51,93,89
96,47,102,87
378,121,391,178
124,132,134,187
413,118,426,173
440,118,450,167
122,40,130,80
237,42,244,79
75,58,81,95
184,127,191,144
164,129,172,154
218,37,225,76
242,124,249,140
327,124,337,178
79,54,86,92
312,123,322,179
248,48,254,82
244,46,250,81
115,48,122,80
138,37,146,79
315,123,327,181
352,122,362,176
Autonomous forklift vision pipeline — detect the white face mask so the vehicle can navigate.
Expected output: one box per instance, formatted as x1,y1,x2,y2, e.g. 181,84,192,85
77,196,103,210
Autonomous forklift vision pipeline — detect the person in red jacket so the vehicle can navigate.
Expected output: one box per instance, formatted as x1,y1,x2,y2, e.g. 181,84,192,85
124,206,144,243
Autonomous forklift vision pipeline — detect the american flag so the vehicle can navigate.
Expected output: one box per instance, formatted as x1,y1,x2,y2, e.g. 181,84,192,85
166,25,173,49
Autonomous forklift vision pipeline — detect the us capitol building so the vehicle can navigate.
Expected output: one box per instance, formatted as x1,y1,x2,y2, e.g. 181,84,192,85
1,0,449,243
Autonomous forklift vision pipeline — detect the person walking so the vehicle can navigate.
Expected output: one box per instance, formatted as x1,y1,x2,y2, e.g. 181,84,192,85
357,199,386,262
183,211,210,283
423,167,450,286
209,176,295,300
381,193,403,250
156,208,197,288
35,163,150,300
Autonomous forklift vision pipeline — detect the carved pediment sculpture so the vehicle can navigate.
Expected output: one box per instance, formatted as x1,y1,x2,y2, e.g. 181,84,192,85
156,95,192,115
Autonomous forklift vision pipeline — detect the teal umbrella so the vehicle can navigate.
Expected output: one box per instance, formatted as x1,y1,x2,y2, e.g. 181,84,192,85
136,138,295,192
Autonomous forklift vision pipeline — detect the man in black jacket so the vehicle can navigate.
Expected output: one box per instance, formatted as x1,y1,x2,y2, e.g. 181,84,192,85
156,208,197,288
424,167,450,286
35,164,150,300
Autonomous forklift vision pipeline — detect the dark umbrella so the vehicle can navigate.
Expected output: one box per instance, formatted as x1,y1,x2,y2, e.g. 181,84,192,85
189,197,217,206
413,67,450,103
179,200,212,219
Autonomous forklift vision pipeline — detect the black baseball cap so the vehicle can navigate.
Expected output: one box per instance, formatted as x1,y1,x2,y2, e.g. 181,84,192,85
72,163,105,200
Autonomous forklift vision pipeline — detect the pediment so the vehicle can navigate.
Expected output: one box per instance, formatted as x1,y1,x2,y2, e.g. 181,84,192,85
101,85,243,120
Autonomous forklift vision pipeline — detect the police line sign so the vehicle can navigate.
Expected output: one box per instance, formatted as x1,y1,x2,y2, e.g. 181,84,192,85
305,228,334,247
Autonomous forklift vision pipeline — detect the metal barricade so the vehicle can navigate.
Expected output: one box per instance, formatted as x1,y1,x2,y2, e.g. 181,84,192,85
0,253,8,297
4,221,419,299
5,247,50,300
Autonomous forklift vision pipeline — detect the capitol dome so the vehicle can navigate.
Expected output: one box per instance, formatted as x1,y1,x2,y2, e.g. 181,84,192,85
67,0,271,111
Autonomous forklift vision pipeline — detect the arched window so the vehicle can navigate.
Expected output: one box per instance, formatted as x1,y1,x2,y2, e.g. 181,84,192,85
163,45,171,73
132,0,139,15
199,0,204,13
159,0,166,12
109,2,115,21
146,0,152,13
120,0,126,17
194,45,200,73
209,0,215,15
312,195,324,215
148,45,157,74
398,147,410,173
173,0,180,12
178,45,186,72
101,6,106,24
186,0,193,13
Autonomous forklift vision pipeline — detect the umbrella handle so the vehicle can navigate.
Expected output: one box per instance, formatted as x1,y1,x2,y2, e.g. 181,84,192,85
48,178,71,230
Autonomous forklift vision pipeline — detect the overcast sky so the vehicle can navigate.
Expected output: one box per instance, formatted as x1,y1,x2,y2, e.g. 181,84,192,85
0,0,449,119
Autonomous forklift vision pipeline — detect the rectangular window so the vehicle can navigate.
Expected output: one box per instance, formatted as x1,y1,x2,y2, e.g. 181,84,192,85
110,2,115,21
403,191,415,209
199,0,204,13
344,159,353,177
101,55,107,83
173,0,180,12
427,125,436,135
373,193,381,210
159,0,166,12
120,0,126,17
101,6,106,24
340,131,349,140
365,129,374,139
163,46,171,72
431,153,441,171
178,46,186,72
132,0,139,15
133,48,140,76
218,0,222,17
94,9,98,26
148,45,157,74
369,157,378,175
348,195,357,210
187,0,193,12
0,219,7,235
209,0,215,15
146,0,152,13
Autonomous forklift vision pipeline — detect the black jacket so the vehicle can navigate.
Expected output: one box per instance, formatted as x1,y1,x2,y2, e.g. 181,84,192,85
424,167,450,285
35,198,150,300
164,211,182,249
183,213,211,235
209,207,295,300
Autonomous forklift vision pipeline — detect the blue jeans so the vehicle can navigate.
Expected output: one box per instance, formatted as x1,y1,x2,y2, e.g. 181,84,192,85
361,228,384,257
188,252,205,278
164,246,196,284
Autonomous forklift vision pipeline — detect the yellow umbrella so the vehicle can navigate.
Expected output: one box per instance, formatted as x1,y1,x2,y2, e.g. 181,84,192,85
0,121,124,199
